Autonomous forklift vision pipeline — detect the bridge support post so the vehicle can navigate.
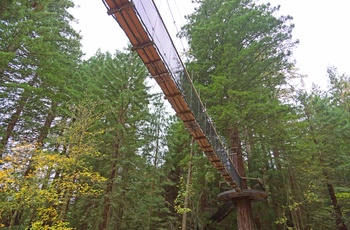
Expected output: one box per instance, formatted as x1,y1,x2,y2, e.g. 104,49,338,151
236,198,254,230
230,127,255,230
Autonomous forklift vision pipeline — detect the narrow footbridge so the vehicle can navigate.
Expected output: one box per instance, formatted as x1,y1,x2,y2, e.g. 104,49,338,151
102,0,241,190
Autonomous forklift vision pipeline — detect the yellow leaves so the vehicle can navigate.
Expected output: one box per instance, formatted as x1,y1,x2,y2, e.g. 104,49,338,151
37,206,58,222
54,170,106,197
74,170,106,196
0,169,15,191
304,190,322,203
174,177,192,215
275,216,288,225
31,220,75,230
0,101,108,228
1,143,106,227
78,170,107,183
336,192,350,205
36,189,59,206
2,155,12,162
287,200,301,211
174,205,191,215
2,143,35,173
275,197,304,227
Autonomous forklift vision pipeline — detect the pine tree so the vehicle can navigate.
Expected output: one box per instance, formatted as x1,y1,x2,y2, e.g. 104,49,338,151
181,0,297,228
0,0,82,157
293,68,350,229
69,49,173,230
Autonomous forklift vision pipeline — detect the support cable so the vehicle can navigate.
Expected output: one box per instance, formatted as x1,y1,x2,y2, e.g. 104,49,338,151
165,0,187,53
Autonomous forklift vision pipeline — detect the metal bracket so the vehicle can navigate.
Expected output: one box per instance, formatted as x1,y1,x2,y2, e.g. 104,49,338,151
107,2,135,15
131,41,155,51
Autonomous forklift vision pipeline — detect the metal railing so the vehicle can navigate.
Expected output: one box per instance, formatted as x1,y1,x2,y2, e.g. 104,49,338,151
132,0,241,187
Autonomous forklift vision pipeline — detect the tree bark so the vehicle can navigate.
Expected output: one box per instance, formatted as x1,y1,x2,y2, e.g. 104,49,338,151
99,131,121,230
37,101,57,146
230,127,255,230
9,210,20,229
0,95,28,157
115,190,125,230
327,182,348,230
236,198,254,230
0,75,37,158
288,171,304,229
23,102,58,177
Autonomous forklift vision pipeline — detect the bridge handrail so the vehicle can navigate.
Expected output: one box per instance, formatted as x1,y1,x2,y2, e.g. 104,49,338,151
132,0,241,187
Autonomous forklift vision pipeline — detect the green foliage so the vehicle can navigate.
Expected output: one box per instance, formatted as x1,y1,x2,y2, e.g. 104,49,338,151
0,0,82,154
182,0,297,86
0,101,107,229
1,0,349,228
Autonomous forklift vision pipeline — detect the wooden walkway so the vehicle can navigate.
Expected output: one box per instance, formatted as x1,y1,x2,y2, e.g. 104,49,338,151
102,0,241,190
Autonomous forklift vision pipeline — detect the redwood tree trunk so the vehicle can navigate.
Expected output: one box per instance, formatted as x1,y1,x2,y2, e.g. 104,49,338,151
288,171,304,229
37,101,57,146
0,95,28,157
230,127,255,230
23,102,58,177
99,132,120,230
327,182,348,230
236,198,254,230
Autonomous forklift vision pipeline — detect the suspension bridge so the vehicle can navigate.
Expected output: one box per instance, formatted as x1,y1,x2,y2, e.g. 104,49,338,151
101,0,267,221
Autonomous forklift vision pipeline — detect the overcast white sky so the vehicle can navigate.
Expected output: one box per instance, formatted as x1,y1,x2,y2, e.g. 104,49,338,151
70,0,350,90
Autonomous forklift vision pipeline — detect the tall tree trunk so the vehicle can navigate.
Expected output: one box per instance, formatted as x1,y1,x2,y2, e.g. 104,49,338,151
0,75,37,157
230,127,255,230
243,128,254,172
59,191,72,222
23,102,57,177
99,132,120,230
181,138,194,230
154,121,160,168
37,101,57,146
115,190,125,230
9,210,21,229
5,78,40,228
327,182,348,230
0,95,28,157
288,170,304,229
267,119,282,171
99,161,116,230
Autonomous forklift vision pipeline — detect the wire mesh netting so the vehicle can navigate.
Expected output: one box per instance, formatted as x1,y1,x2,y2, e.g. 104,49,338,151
133,0,241,187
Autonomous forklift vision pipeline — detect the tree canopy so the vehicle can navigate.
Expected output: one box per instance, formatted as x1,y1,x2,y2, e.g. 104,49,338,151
0,0,349,229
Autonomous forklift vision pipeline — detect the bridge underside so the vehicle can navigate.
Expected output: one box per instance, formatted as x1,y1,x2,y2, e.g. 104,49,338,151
102,0,242,190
